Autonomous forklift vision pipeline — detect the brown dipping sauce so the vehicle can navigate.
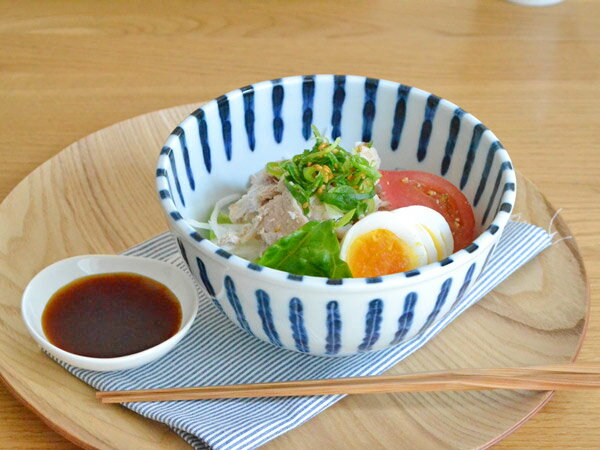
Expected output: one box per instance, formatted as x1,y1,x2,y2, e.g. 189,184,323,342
42,272,182,358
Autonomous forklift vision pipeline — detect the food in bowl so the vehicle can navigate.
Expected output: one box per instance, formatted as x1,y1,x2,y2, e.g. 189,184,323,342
339,205,454,278
378,170,476,252
156,75,516,356
189,127,472,278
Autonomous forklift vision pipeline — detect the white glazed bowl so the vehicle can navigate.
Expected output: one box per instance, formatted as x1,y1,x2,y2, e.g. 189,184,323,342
21,255,199,371
156,75,516,356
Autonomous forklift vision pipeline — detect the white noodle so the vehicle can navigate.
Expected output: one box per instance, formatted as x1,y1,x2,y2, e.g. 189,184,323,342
208,193,242,240
185,218,212,230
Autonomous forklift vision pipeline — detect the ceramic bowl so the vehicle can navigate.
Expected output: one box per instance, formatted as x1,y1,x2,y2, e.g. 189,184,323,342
156,75,516,356
21,255,199,371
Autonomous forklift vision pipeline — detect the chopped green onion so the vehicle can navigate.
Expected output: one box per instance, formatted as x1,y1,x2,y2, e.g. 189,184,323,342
266,161,284,178
263,128,380,219
335,209,356,229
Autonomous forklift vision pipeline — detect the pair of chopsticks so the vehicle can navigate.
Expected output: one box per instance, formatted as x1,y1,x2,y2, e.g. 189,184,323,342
96,363,600,404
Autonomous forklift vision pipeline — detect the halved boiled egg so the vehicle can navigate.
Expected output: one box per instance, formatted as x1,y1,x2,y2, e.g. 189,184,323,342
340,206,454,278
393,205,454,262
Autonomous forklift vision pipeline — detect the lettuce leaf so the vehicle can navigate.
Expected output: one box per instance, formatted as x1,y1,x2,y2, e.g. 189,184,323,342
256,220,352,278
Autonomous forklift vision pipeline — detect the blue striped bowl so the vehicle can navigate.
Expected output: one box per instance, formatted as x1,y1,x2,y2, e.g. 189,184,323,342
156,75,516,356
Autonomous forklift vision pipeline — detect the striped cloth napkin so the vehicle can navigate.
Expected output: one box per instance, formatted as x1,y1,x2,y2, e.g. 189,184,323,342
54,221,552,449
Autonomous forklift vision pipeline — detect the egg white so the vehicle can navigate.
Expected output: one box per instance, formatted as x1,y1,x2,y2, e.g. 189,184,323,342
392,205,454,260
339,206,455,275
339,210,429,270
414,224,440,264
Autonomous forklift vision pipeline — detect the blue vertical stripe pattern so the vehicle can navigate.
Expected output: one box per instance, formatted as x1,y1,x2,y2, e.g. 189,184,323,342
331,75,346,139
172,126,195,191
196,256,216,297
460,123,487,189
419,278,452,333
417,94,441,162
224,276,252,335
217,95,232,161
441,108,465,175
362,78,378,142
166,148,186,207
256,290,282,347
211,297,225,315
454,263,476,306
301,75,315,140
190,231,203,242
63,222,551,450
391,85,411,150
358,299,383,351
325,300,341,355
191,108,212,173
216,248,232,259
390,292,418,345
241,85,256,151
158,168,176,207
175,238,189,266
474,140,503,207
272,79,284,143
289,297,309,353
482,161,513,226
465,243,479,253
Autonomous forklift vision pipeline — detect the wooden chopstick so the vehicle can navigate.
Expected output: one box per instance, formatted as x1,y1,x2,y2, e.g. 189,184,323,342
96,363,600,404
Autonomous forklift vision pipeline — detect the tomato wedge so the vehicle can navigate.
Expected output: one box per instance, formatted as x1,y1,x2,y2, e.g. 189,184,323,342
378,170,476,252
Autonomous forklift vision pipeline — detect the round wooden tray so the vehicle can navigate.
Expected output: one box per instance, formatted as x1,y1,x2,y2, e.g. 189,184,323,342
0,104,589,449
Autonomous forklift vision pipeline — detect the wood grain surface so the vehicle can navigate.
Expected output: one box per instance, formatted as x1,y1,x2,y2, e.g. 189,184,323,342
0,102,590,449
0,0,598,448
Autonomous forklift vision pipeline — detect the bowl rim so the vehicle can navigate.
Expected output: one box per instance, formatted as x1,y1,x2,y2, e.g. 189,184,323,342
156,74,517,288
21,254,199,369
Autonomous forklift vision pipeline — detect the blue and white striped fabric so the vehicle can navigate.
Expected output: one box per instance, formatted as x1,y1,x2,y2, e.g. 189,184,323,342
53,221,551,449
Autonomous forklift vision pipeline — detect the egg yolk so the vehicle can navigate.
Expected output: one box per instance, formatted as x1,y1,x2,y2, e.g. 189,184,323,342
346,229,417,277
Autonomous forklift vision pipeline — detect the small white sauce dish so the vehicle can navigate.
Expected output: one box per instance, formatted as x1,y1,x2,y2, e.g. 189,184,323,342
21,255,199,372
